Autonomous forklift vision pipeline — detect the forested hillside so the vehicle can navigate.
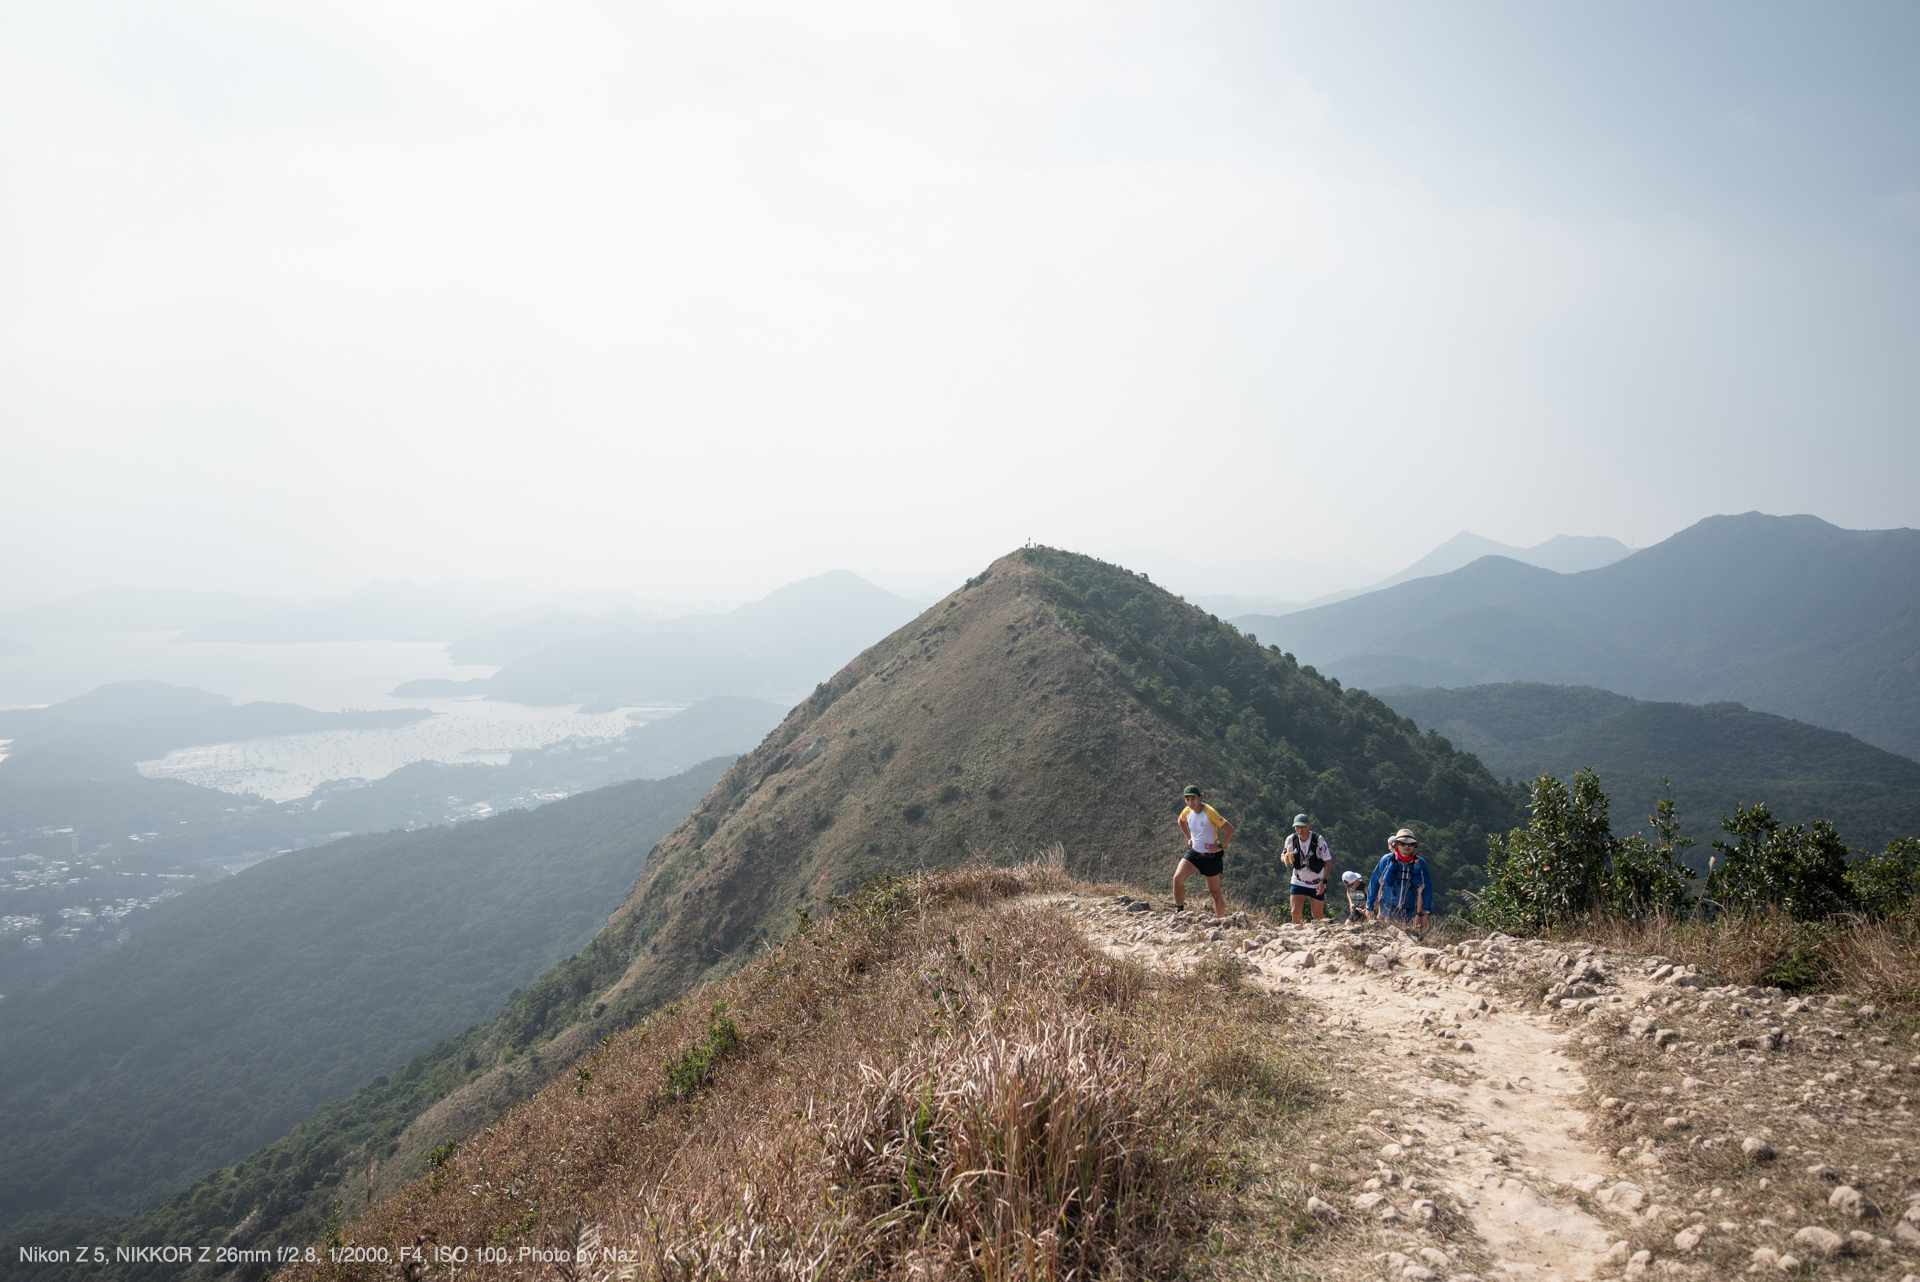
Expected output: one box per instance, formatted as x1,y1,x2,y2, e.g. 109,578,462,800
1379,683,1920,858
573,545,1521,1024
0,759,729,1227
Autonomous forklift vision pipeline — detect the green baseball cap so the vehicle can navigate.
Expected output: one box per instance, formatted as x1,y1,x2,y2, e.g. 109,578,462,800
1182,784,1202,796
1293,813,1311,826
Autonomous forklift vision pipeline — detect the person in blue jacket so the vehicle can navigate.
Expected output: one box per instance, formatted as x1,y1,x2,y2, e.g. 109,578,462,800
1367,827,1433,930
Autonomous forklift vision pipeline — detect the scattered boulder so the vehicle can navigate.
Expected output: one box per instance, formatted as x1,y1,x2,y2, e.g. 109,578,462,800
1674,1224,1707,1252
1601,1181,1647,1213
1792,1225,1847,1257
1624,1248,1654,1279
1742,1137,1776,1161
1305,1196,1340,1220
1830,1185,1879,1218
1352,1192,1385,1211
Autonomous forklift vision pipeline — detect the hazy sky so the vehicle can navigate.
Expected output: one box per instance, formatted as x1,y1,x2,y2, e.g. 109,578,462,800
5,1,1917,603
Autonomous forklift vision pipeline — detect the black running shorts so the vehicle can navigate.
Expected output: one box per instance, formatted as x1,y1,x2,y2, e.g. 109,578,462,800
1182,850,1224,878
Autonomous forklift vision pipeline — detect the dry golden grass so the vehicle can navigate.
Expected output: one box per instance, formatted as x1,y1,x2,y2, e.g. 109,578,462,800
288,859,1345,1282
1539,908,1920,1018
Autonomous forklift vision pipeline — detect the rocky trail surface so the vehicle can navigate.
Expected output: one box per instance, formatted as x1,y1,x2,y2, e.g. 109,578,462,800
1054,892,1920,1281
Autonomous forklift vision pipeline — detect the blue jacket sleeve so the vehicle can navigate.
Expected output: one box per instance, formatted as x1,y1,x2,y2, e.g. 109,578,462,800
1365,855,1389,911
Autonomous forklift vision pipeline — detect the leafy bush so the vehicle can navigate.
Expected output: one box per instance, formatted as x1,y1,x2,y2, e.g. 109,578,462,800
902,803,926,824
663,1007,742,1101
1474,770,1693,933
1849,836,1920,919
1759,923,1837,993
1704,803,1854,920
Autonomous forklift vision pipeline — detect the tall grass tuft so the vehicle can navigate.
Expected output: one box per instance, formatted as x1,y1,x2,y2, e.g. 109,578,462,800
825,1015,1197,1280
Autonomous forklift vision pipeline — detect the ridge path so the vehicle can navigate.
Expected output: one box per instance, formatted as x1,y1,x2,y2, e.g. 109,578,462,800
1054,892,1920,1282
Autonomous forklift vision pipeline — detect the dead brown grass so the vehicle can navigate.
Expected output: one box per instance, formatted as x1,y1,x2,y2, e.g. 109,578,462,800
287,861,1325,1282
1541,909,1920,1021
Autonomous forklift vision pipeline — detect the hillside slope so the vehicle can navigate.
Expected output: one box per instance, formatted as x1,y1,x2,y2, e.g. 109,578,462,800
1378,683,1920,855
0,760,729,1227
581,546,1521,1010
4,547,1521,1273
1238,513,1920,760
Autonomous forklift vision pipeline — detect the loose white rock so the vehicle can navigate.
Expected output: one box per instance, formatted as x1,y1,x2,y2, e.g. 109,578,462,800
1792,1224,1847,1257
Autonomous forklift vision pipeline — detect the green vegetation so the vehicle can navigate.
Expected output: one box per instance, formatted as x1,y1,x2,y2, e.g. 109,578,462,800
0,760,730,1229
1374,681,1920,856
661,1004,742,1100
1473,769,1694,933
1477,769,1919,933
1023,548,1523,909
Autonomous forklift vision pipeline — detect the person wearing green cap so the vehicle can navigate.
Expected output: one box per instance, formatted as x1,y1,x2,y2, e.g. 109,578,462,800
1173,785,1234,917
1284,813,1331,923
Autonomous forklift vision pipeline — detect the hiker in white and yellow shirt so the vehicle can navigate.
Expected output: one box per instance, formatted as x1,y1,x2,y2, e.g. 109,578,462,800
1173,784,1234,917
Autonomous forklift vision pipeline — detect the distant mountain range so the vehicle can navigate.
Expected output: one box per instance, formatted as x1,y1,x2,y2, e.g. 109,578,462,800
394,571,924,707
1236,513,1920,761
1376,683,1920,855
1189,531,1630,618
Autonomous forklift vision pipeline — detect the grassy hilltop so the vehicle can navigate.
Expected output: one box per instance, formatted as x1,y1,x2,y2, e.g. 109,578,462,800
594,546,1522,1007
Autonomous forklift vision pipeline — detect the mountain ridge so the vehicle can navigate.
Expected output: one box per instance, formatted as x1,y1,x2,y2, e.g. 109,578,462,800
1236,513,1920,760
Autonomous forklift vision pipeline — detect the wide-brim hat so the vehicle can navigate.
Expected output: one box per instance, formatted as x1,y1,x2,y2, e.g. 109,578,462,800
1391,828,1419,844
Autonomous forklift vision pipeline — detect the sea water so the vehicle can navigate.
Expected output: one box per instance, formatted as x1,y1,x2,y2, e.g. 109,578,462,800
0,631,685,799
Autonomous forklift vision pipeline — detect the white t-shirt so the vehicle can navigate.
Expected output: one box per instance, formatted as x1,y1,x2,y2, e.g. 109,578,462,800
1182,803,1225,853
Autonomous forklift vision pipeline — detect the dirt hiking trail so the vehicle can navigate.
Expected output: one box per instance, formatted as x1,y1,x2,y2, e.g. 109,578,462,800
1056,892,1920,1282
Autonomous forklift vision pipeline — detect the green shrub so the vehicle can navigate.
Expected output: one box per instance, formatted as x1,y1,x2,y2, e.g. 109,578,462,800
1760,923,1837,993
1705,803,1854,920
663,1009,742,1101
902,803,926,824
1849,837,1920,919
1475,770,1693,933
